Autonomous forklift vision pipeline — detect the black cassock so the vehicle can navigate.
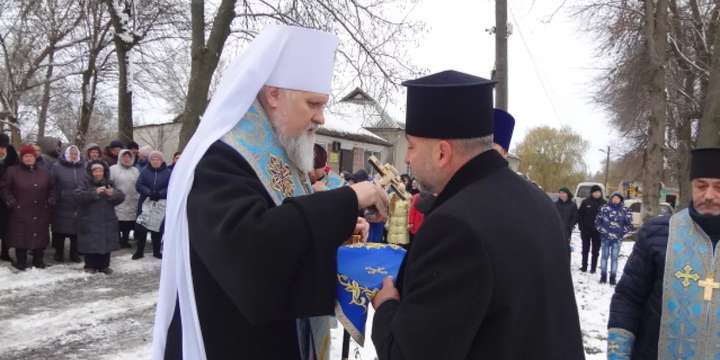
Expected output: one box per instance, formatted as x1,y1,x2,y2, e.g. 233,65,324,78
164,141,358,359
371,150,585,360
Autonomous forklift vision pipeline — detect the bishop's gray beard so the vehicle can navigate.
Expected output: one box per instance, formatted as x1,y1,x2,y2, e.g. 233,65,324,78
277,128,316,174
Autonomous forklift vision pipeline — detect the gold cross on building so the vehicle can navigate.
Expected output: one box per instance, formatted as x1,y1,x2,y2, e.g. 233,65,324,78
675,265,700,288
607,343,620,353
698,276,720,301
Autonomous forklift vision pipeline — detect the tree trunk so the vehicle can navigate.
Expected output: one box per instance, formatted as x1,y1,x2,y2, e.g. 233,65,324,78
116,43,133,144
37,47,55,139
178,0,237,151
76,50,100,149
106,0,135,145
642,0,669,221
698,20,720,147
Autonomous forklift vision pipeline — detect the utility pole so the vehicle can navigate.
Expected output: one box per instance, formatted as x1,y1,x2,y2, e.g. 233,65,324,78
600,146,611,192
495,0,508,110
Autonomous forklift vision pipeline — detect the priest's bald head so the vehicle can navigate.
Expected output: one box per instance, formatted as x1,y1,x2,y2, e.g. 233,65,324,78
402,70,498,194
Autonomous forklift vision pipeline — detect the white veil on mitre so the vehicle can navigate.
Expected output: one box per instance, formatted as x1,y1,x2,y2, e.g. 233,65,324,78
151,24,338,360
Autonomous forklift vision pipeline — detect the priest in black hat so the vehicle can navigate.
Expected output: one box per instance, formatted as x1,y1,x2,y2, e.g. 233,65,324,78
370,70,585,360
608,147,720,359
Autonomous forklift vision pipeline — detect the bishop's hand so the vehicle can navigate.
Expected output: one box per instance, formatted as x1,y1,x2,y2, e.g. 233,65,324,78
350,181,389,220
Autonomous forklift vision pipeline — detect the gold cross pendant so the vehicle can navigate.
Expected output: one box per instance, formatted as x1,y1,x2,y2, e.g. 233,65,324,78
698,276,720,301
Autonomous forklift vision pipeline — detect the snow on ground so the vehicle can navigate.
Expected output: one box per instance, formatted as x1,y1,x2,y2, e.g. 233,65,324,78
0,232,634,359
571,231,634,360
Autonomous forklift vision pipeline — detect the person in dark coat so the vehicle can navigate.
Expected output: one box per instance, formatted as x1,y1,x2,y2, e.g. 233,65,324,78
1,144,55,270
607,148,720,359
50,145,84,263
577,185,606,273
371,71,584,360
103,140,124,166
133,150,171,259
75,160,125,274
556,187,579,245
37,136,61,172
0,134,18,261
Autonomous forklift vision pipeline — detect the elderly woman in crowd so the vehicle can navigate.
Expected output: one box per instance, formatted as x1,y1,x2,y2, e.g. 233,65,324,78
51,145,85,263
133,150,170,259
76,160,125,274
2,144,54,271
110,149,140,248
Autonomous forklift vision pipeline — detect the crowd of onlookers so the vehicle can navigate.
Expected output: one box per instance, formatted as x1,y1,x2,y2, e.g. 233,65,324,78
554,185,634,285
0,135,180,274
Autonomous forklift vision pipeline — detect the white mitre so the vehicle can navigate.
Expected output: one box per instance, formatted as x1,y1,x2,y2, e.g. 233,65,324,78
151,24,338,360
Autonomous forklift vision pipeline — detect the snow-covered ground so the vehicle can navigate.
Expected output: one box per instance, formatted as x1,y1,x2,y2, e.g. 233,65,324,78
0,232,633,359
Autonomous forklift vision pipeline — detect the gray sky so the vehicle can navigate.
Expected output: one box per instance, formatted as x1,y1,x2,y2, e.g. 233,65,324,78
135,0,615,174
400,0,615,173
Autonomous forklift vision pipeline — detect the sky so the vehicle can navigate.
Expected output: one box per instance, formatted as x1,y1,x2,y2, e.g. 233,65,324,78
397,0,616,173
134,0,617,174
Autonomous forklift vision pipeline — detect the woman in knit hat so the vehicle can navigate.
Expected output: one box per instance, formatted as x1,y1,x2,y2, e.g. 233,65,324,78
134,150,171,259
1,144,55,270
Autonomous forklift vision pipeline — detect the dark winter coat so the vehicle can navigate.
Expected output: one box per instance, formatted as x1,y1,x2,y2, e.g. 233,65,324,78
578,196,606,233
51,158,85,235
0,146,19,239
608,216,669,360
136,162,171,215
555,198,578,237
75,161,125,255
1,163,54,249
372,150,585,360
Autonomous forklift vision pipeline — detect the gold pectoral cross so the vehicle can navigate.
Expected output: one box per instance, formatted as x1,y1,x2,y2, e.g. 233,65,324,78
698,276,720,301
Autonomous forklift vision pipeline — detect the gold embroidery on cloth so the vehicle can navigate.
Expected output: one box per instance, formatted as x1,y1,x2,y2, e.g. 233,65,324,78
268,155,294,198
337,274,378,313
345,242,403,251
675,264,700,288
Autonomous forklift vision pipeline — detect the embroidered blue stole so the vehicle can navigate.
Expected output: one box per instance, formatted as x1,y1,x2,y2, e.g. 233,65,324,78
659,209,720,359
220,101,329,360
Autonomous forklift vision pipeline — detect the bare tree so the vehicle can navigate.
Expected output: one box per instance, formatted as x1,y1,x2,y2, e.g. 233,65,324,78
104,0,183,144
0,0,84,144
176,0,425,150
75,0,114,148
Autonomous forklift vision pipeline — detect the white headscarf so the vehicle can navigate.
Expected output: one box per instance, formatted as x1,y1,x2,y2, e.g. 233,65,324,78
151,24,338,360
64,145,81,164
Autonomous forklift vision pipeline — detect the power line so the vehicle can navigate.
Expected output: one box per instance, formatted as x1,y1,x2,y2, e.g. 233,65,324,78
508,7,563,126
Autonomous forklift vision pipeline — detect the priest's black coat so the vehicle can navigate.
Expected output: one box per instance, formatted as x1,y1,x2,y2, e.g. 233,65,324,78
371,150,585,360
163,141,359,359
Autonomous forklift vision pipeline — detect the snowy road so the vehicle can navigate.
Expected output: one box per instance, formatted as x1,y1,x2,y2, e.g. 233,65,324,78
0,233,633,359
0,248,160,360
